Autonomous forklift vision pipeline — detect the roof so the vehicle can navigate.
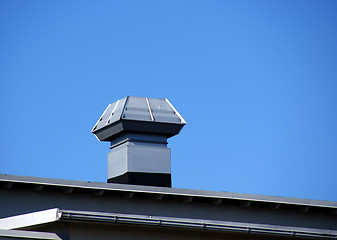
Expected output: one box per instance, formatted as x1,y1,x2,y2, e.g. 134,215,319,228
1,174,337,239
1,174,336,211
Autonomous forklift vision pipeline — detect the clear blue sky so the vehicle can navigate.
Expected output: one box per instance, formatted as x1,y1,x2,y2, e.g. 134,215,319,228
1,0,337,201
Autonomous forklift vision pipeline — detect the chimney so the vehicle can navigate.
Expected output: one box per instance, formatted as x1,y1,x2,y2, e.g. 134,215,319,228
91,96,186,187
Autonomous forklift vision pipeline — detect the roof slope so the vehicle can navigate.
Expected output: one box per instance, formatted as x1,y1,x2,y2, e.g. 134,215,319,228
0,174,336,210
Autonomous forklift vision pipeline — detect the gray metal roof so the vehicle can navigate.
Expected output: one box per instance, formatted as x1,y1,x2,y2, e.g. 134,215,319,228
91,96,186,141
0,174,336,211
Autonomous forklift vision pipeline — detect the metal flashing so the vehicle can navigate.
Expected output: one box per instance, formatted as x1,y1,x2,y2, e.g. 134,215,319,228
106,100,120,125
120,95,129,120
91,103,111,132
165,98,186,124
145,97,154,121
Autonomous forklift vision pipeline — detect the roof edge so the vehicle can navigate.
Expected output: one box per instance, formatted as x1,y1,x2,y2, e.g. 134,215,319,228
0,229,62,240
1,174,337,209
60,209,337,239
0,208,61,230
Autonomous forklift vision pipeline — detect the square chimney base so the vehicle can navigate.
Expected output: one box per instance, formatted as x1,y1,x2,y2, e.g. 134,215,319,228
107,141,171,187
108,172,171,187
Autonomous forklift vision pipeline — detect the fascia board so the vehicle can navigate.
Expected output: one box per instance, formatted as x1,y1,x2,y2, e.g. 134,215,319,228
0,229,62,240
0,208,61,230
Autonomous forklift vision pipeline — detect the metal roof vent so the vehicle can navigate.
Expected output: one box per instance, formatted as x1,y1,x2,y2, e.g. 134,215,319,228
92,96,186,187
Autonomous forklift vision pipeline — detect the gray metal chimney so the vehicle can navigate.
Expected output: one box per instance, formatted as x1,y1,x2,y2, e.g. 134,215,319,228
92,96,186,187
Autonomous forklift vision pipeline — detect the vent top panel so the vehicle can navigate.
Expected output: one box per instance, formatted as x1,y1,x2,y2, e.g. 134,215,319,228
92,96,186,139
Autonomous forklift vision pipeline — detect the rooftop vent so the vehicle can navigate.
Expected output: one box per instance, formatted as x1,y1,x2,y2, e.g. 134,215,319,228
92,96,186,187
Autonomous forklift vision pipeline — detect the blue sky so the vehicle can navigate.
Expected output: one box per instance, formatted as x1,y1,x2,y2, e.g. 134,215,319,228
1,0,337,201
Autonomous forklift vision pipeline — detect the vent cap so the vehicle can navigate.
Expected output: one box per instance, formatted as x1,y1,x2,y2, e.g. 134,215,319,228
92,96,186,141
